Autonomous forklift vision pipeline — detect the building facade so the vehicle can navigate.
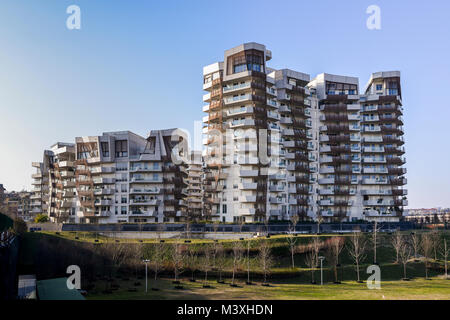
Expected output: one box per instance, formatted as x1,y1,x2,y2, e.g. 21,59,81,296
32,129,190,224
202,42,407,223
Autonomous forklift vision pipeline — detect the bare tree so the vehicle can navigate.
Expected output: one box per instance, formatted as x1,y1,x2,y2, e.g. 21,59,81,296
171,238,185,283
201,244,213,287
305,237,321,284
148,240,167,285
187,244,199,281
325,237,345,283
103,242,128,279
421,233,433,279
286,215,299,269
245,240,252,284
430,229,440,261
391,230,403,264
371,220,381,264
439,238,449,279
410,232,421,259
215,243,225,283
398,239,412,280
231,240,243,286
258,240,273,285
347,232,367,282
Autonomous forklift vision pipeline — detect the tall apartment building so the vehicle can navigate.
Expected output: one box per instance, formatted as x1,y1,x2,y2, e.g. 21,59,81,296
203,42,407,223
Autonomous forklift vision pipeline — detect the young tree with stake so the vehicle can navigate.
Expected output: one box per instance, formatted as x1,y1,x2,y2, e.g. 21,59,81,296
286,215,299,269
371,220,381,264
391,230,403,264
439,238,449,279
258,240,273,285
410,232,421,260
347,232,367,282
171,238,185,283
305,237,321,284
421,233,433,279
202,244,213,287
231,240,243,286
325,237,345,283
398,239,412,280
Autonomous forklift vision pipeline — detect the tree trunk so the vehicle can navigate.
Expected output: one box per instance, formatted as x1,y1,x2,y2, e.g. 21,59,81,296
334,266,338,282
403,264,407,279
291,248,295,269
356,261,360,282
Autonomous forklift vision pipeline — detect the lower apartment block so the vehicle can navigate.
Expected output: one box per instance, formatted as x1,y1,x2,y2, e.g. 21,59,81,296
32,129,190,224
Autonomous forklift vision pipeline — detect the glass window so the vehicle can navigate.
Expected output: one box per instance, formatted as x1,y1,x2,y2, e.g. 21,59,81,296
115,140,128,157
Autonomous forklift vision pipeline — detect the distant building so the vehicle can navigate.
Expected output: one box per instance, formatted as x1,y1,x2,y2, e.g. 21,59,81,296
404,208,450,224
1,191,32,221
0,184,5,204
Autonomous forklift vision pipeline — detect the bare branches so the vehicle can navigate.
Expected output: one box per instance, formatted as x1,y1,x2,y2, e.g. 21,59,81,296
398,238,412,279
325,237,345,283
391,230,403,264
231,241,244,285
347,232,367,282
305,237,321,284
258,240,273,285
171,238,185,282
439,238,449,279
410,232,420,259
421,233,434,279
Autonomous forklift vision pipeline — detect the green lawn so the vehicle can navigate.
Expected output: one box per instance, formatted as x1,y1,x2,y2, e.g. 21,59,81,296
86,277,450,300
20,230,450,300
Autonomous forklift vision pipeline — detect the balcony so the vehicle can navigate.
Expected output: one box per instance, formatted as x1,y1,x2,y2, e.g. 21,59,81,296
239,183,258,190
130,177,162,184
240,196,257,203
362,178,388,185
318,178,334,184
240,170,259,177
129,165,161,173
93,178,116,184
269,185,285,192
270,197,284,204
94,199,113,206
130,198,160,205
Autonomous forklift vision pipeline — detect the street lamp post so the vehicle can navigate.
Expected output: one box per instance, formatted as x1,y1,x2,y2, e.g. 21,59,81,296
143,259,150,293
319,256,325,285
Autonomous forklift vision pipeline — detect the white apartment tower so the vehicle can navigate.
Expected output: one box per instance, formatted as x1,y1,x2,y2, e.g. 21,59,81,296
203,43,407,223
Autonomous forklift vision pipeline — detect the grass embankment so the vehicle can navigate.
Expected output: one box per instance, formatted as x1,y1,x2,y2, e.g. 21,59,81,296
86,277,450,300
18,230,450,300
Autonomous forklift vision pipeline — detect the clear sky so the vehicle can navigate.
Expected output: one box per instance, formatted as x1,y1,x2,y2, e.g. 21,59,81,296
0,0,449,208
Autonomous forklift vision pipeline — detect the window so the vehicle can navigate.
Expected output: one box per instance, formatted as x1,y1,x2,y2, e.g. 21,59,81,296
222,204,227,214
121,197,127,204
101,142,109,157
121,206,127,215
376,84,383,91
115,140,128,157
121,184,127,193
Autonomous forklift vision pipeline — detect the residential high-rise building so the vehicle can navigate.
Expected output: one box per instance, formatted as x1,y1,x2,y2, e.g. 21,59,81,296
32,129,190,224
203,42,407,223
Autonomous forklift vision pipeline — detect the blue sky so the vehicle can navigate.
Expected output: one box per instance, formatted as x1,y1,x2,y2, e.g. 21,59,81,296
0,0,449,208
